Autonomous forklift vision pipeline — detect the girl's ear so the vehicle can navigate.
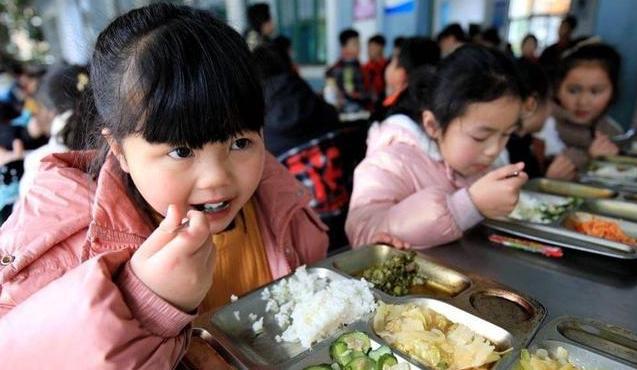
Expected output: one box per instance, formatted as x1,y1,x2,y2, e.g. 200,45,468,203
102,128,130,173
421,110,441,139
523,95,538,116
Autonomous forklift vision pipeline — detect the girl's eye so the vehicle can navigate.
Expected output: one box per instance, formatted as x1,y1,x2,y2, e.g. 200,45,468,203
568,87,581,94
470,136,488,143
168,147,194,159
231,138,252,150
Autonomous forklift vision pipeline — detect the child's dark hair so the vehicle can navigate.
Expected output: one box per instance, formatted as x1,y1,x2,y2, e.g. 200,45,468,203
437,23,466,43
562,15,578,31
369,34,386,46
247,3,271,33
35,64,88,114
339,28,359,47
411,45,523,130
393,36,405,49
85,4,263,222
556,41,621,102
397,37,440,74
252,44,292,80
522,34,538,47
516,58,550,103
35,64,91,150
481,28,501,47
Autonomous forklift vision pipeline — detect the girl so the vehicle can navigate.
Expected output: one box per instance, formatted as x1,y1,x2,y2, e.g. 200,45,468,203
500,59,576,180
537,40,623,171
0,4,327,369
379,36,440,121
19,64,90,197
346,45,528,248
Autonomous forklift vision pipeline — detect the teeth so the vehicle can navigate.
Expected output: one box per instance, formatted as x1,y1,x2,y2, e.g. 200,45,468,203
202,201,229,213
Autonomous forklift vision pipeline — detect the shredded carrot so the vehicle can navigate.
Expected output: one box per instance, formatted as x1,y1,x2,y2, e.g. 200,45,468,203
569,218,637,246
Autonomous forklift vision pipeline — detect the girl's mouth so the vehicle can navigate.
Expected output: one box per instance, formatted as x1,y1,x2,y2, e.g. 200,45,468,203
575,110,591,119
192,200,231,213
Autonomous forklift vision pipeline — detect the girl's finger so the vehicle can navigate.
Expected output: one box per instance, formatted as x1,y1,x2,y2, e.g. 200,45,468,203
136,204,184,258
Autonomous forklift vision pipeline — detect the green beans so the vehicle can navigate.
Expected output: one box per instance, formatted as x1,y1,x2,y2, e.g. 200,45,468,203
361,252,426,296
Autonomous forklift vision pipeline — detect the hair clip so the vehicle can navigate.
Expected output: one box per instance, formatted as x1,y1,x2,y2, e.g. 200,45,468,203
561,36,602,59
76,72,89,92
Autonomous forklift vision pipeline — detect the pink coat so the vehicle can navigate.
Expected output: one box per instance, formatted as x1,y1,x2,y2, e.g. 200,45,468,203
346,114,484,248
0,151,327,369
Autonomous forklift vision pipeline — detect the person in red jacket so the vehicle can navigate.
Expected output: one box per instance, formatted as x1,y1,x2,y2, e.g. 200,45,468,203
363,34,389,106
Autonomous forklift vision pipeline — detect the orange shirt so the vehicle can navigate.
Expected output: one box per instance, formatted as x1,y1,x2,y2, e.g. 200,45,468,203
201,198,272,312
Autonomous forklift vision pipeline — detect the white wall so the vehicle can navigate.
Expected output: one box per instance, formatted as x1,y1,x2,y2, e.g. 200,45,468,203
433,0,487,33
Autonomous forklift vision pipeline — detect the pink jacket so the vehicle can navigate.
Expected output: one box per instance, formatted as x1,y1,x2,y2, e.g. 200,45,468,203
0,151,327,369
346,114,484,248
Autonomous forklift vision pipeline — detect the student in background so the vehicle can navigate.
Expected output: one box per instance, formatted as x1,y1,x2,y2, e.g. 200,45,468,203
326,28,368,112
347,45,527,249
537,41,623,173
500,59,576,180
375,37,440,122
363,34,389,106
19,64,90,197
437,23,466,57
520,34,539,63
539,15,578,74
245,2,275,51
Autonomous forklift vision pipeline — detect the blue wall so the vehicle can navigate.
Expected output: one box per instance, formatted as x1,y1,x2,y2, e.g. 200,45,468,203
594,0,637,127
382,0,433,54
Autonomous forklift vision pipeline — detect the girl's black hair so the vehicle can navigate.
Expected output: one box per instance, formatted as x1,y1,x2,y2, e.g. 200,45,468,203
556,41,621,102
252,45,292,80
522,33,538,46
516,58,550,103
247,3,271,33
409,44,523,130
83,3,263,224
397,37,440,74
35,64,88,113
87,3,264,171
35,64,91,150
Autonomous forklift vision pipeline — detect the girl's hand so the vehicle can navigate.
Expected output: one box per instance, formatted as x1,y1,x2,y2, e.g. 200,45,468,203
130,204,215,312
469,162,528,219
545,154,577,181
589,131,619,158
0,139,24,166
373,232,411,250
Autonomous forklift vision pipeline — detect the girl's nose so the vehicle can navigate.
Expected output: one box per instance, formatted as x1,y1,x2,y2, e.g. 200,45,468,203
197,157,232,189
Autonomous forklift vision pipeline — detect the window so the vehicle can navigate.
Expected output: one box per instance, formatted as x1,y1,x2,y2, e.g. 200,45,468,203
276,0,326,65
507,0,571,56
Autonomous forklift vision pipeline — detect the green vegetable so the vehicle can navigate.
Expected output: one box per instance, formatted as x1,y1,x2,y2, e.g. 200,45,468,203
330,341,353,366
361,251,426,296
368,345,392,362
344,356,376,370
376,353,398,370
303,365,334,370
337,331,372,354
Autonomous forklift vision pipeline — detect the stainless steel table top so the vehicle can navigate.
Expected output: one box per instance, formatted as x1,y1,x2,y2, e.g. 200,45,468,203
420,229,637,333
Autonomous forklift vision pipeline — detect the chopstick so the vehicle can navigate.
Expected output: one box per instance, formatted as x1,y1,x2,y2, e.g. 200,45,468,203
488,233,563,258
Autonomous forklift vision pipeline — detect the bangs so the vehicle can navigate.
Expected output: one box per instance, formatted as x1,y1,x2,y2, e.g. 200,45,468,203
123,10,264,148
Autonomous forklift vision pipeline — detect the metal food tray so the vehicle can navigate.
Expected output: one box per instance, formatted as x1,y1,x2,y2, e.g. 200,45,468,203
194,245,547,369
525,178,617,199
581,160,637,192
483,189,637,259
511,316,637,369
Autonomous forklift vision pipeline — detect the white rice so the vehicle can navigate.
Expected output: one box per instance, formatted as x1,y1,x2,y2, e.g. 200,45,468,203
263,265,376,348
252,317,264,333
233,310,240,321
230,294,239,302
248,313,258,321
